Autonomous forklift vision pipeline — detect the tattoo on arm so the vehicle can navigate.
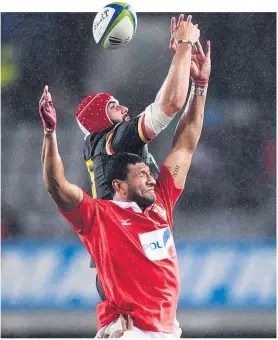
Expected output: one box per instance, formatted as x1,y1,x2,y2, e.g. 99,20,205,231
172,165,180,178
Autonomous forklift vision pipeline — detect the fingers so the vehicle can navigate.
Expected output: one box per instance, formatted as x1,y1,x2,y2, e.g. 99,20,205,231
39,92,45,107
177,13,184,28
39,85,48,107
48,90,52,102
206,40,211,57
171,17,176,34
127,315,134,330
44,85,49,104
39,85,53,115
119,314,127,332
192,44,198,55
191,54,198,62
171,13,184,35
176,15,201,45
44,84,53,103
196,40,205,56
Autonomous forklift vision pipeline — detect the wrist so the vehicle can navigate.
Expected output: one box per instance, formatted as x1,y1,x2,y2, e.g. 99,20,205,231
178,39,193,46
44,130,56,137
191,78,209,85
176,42,192,54
191,80,208,96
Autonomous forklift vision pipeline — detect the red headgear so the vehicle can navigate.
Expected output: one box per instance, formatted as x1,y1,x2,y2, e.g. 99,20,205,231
75,93,118,135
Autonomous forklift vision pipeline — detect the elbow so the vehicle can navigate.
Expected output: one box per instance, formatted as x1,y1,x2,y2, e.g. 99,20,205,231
160,99,184,116
169,93,185,113
157,91,185,116
44,183,59,196
44,182,64,204
173,96,185,112
186,139,200,154
43,174,63,195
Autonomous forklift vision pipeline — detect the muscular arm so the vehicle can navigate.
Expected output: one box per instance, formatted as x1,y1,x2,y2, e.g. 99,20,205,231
156,44,192,116
154,15,187,106
42,131,83,211
140,18,199,140
163,81,207,188
100,41,194,149
140,44,193,141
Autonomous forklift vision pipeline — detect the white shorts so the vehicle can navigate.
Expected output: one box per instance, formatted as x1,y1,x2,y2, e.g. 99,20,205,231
95,316,182,338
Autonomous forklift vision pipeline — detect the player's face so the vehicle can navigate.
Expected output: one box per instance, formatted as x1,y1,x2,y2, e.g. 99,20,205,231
125,163,156,208
107,101,130,123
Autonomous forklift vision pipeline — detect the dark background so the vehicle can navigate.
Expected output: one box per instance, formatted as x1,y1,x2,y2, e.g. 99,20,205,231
1,12,276,337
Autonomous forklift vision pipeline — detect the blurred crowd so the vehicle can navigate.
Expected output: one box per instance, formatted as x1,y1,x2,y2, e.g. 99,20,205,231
1,12,276,241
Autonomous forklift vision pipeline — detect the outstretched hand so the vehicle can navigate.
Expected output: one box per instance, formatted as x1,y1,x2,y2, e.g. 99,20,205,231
169,15,211,82
169,14,199,53
39,85,57,132
190,40,211,82
169,14,184,54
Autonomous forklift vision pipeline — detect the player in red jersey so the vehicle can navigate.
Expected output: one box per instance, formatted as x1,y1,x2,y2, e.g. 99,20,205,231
40,17,211,338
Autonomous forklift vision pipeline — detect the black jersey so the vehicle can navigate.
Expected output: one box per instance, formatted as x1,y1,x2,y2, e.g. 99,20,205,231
83,115,159,199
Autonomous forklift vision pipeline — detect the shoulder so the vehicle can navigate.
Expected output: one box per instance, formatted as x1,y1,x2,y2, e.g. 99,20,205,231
85,128,112,145
154,165,183,204
114,117,140,130
84,128,114,159
80,193,114,214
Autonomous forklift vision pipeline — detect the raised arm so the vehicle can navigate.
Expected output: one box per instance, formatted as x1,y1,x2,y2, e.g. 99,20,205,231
163,40,211,189
139,15,199,141
40,86,83,211
155,14,185,103
156,15,199,115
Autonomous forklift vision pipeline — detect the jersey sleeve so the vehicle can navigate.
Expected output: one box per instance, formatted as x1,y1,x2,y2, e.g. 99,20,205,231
57,191,96,235
155,165,183,223
104,116,147,155
105,101,168,155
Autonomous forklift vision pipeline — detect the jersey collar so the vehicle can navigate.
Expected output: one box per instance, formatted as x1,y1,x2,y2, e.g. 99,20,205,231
111,200,143,213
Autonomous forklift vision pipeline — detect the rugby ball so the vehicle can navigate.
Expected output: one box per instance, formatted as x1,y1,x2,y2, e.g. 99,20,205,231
92,2,137,50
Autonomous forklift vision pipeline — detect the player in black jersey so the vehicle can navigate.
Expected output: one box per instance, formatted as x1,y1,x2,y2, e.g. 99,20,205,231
76,14,193,201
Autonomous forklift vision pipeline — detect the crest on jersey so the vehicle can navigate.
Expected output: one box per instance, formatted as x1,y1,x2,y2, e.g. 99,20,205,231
153,204,167,220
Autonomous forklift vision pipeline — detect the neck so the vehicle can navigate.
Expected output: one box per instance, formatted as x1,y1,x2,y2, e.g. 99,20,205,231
113,193,127,202
112,194,151,211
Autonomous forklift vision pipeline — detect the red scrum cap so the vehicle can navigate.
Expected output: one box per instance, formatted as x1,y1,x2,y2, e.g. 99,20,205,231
75,93,118,135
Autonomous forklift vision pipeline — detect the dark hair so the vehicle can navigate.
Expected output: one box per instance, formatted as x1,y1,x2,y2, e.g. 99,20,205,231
105,152,144,194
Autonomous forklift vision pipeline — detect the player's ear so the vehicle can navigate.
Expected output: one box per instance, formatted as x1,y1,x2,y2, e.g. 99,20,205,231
112,179,126,194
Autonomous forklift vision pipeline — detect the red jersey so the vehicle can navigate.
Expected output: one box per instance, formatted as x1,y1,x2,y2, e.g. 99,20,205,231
59,165,183,334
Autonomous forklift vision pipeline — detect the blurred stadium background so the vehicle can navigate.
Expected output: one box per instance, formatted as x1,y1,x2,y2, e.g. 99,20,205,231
1,12,276,338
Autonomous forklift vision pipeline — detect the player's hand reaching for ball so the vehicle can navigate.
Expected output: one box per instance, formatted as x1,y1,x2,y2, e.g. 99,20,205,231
169,13,184,54
39,85,57,132
175,15,200,46
190,40,211,82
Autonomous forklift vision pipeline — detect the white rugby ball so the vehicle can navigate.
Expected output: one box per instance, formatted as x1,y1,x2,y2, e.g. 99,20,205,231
93,2,137,50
